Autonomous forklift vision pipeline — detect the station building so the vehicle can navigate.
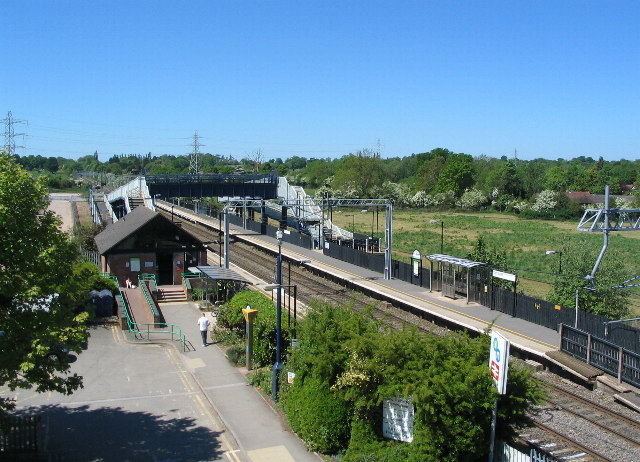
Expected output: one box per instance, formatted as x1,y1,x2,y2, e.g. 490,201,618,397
95,207,207,287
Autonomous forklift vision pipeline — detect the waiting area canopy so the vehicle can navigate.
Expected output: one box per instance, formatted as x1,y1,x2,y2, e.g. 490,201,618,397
425,254,486,302
425,254,485,269
188,265,251,283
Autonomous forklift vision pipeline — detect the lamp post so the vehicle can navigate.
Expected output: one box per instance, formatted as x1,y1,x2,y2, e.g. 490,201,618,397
272,229,284,401
545,250,562,274
430,219,444,254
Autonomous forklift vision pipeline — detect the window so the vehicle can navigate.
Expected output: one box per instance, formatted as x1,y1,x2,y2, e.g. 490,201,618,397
130,257,141,272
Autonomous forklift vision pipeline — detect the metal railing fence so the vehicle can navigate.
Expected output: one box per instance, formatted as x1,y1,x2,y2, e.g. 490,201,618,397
118,289,187,352
560,324,640,388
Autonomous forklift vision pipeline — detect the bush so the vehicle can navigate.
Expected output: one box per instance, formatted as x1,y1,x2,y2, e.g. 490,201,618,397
283,375,353,454
281,301,543,460
217,290,274,331
217,290,290,368
225,344,245,367
247,367,272,392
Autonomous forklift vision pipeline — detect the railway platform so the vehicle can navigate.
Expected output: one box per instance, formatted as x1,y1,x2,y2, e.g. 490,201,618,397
157,202,628,387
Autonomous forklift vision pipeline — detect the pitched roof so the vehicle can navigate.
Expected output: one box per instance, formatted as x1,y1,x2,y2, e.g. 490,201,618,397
95,207,159,254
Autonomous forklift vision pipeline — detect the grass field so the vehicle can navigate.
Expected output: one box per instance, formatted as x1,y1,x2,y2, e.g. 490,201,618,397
331,209,640,312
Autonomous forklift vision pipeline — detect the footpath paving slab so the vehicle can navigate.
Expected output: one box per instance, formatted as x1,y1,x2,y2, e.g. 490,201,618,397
5,316,321,462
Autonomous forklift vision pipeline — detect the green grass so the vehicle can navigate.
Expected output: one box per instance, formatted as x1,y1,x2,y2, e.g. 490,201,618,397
332,209,640,312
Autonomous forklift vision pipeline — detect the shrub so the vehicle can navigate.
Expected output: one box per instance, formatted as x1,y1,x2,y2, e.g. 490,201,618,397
283,375,353,454
225,344,245,366
247,367,272,392
217,290,290,368
217,290,274,331
455,188,488,210
530,190,558,211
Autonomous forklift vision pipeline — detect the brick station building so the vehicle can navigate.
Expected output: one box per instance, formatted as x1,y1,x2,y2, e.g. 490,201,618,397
95,207,207,286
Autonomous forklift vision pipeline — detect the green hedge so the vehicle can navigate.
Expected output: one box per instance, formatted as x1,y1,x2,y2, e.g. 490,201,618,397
277,300,543,461
217,290,290,368
283,375,353,454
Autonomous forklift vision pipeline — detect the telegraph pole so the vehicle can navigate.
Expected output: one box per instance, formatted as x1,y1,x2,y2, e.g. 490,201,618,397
189,131,204,175
2,111,27,155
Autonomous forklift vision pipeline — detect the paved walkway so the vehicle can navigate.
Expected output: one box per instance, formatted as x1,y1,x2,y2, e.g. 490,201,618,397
158,301,321,462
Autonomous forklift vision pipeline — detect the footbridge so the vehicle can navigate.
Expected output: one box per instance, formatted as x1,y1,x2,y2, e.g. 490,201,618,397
89,174,353,241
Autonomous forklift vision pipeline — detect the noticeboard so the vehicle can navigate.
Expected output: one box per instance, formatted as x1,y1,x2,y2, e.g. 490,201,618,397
382,397,414,443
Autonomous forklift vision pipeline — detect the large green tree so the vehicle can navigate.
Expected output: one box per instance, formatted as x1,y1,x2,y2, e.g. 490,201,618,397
548,237,631,319
0,153,91,413
433,153,475,196
332,150,385,197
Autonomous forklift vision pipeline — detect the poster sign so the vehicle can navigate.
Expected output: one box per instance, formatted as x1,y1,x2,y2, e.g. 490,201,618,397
411,250,421,277
489,331,510,395
382,397,414,443
287,372,296,384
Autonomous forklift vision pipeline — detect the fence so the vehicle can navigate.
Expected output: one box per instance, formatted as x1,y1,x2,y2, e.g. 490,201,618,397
318,242,640,361
0,414,40,457
216,204,640,364
81,247,100,267
560,324,640,388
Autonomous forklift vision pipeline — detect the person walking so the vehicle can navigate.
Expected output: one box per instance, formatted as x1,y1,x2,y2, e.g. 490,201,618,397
197,313,210,347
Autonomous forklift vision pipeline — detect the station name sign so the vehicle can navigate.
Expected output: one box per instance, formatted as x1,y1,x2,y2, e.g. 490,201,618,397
492,269,517,282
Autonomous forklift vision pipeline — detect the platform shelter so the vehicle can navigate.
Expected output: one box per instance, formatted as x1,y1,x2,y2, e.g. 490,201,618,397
426,254,486,303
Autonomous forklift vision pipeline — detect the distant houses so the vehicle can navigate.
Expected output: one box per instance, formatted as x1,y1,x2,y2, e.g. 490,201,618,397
565,190,635,206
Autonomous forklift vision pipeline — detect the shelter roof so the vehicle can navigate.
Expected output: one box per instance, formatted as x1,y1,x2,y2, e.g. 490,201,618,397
188,265,250,283
425,254,486,269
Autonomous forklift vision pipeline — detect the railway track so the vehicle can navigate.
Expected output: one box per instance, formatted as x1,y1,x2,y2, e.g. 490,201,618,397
523,420,612,462
163,206,640,461
521,381,640,461
166,209,447,335
544,382,640,448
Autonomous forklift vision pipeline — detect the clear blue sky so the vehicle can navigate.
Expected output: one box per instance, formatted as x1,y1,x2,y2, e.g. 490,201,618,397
2,1,638,162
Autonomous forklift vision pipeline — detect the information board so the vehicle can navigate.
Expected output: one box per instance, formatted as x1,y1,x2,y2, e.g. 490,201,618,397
382,397,414,443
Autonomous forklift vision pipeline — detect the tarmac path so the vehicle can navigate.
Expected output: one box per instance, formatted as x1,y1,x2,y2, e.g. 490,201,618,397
7,324,235,462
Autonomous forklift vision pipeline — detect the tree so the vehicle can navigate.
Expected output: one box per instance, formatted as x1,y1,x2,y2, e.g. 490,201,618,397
0,153,91,413
547,238,630,319
433,153,475,196
489,160,522,197
332,150,384,197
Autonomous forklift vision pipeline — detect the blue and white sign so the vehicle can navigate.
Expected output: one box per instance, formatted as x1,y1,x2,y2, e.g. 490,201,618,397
489,331,510,395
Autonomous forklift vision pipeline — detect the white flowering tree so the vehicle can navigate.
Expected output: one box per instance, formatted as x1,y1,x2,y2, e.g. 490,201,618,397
455,188,488,210
531,190,558,212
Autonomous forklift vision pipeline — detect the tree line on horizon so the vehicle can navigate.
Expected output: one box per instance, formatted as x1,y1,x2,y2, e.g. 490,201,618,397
11,148,640,215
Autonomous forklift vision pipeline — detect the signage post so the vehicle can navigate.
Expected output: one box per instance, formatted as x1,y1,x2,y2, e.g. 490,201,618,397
488,331,510,462
411,250,422,287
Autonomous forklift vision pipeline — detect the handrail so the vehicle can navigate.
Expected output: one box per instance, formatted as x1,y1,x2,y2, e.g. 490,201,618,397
138,279,160,319
138,273,157,284
118,289,187,352
101,273,118,283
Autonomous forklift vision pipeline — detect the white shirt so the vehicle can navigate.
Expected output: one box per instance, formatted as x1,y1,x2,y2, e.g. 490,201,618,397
197,316,210,331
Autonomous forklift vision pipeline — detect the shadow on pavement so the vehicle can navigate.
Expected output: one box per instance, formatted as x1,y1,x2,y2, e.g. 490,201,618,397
19,404,224,461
